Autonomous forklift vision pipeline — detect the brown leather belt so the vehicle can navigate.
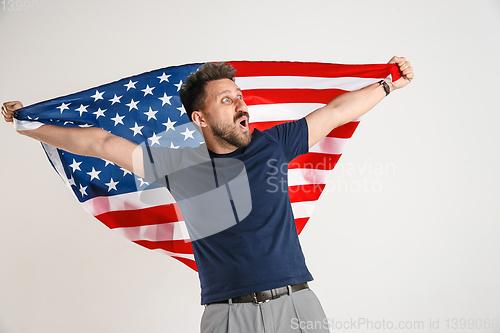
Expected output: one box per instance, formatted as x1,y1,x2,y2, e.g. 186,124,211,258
208,282,309,305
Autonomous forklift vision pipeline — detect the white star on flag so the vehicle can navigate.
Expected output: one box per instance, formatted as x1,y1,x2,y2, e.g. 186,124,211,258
124,80,138,91
105,178,119,192
103,159,115,167
79,184,88,197
109,94,122,105
148,132,162,146
137,177,149,187
93,108,106,119
75,104,89,116
69,159,82,172
56,102,71,113
163,118,176,132
141,85,155,96
177,105,187,117
120,168,133,176
90,90,105,101
110,113,125,126
126,99,140,111
129,122,144,136
174,80,183,91
87,167,101,181
158,93,172,106
144,107,158,121
157,73,171,83
181,127,195,140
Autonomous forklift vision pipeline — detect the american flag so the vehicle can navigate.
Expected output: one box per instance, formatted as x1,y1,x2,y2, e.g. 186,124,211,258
14,61,401,271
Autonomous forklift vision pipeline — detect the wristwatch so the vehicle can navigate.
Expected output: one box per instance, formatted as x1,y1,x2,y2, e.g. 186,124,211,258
379,80,391,97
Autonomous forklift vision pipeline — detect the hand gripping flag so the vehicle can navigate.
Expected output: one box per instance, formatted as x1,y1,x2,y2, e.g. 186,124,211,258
14,61,401,271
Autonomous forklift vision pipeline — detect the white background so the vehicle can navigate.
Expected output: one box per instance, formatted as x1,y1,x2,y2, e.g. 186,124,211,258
1,0,499,332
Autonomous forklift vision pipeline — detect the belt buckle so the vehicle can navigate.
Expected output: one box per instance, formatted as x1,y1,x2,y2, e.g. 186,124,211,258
252,292,270,305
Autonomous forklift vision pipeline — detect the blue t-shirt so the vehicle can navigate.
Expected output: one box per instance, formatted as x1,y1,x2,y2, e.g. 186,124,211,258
143,117,313,304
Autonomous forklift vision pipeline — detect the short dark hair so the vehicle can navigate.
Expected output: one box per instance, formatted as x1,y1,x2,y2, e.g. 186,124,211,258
180,62,237,122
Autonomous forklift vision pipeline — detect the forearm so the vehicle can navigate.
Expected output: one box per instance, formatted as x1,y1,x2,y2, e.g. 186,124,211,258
305,81,391,147
4,101,143,176
17,124,113,158
17,124,144,178
325,81,391,127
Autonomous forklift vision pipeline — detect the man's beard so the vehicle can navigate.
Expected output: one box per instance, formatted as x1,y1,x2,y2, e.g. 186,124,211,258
208,112,252,149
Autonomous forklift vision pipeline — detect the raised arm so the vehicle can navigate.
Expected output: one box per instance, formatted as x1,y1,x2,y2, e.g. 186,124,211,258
2,101,145,178
305,56,414,148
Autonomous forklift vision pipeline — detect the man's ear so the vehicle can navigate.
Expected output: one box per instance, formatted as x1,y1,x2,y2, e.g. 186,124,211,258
192,110,207,128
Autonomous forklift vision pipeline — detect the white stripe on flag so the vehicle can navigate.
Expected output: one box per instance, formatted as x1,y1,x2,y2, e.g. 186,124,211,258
42,143,72,188
14,119,45,131
310,137,350,155
113,221,190,242
248,103,325,123
291,201,317,219
236,76,383,91
152,249,195,261
82,187,176,216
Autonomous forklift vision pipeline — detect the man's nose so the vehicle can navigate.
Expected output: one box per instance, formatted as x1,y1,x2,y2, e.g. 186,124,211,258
235,97,247,112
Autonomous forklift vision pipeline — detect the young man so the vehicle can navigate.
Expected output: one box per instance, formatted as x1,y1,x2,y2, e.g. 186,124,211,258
2,56,413,332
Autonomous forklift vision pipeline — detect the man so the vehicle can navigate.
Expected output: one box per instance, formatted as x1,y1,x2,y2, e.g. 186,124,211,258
2,56,413,332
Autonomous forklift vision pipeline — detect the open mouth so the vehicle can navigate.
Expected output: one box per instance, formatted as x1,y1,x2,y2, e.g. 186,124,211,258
237,116,248,129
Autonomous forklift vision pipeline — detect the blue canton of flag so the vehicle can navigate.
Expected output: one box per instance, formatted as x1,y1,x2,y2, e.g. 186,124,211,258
16,64,204,203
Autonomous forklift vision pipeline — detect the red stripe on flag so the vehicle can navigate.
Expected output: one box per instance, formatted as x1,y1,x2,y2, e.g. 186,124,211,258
250,118,358,139
250,121,286,132
243,89,345,106
229,61,402,81
294,218,309,235
172,256,198,272
327,121,360,139
96,203,183,229
133,239,194,255
289,153,340,170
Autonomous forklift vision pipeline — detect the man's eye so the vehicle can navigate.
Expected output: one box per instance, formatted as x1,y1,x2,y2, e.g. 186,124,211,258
222,97,230,103
238,95,243,100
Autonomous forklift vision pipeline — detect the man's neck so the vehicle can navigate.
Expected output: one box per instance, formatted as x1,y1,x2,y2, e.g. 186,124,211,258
205,135,239,155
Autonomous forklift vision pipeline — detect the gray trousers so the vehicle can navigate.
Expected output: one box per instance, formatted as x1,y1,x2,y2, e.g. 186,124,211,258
201,288,331,333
